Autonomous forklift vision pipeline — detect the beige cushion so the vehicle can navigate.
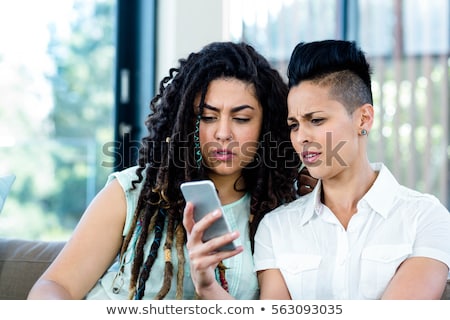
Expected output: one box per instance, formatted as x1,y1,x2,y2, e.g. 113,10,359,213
442,279,450,300
0,238,65,299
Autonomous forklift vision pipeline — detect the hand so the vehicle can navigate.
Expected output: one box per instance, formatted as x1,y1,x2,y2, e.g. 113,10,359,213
297,166,318,196
182,202,243,298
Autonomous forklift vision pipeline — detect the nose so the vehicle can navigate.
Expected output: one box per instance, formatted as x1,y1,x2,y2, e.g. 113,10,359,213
215,119,233,142
292,126,309,146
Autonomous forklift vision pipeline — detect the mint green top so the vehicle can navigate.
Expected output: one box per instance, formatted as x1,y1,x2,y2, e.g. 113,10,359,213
86,166,259,300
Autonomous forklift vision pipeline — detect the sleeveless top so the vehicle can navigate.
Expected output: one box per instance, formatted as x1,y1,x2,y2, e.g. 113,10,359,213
85,166,259,299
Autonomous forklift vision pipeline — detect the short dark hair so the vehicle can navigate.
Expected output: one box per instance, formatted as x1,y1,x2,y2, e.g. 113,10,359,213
287,40,373,113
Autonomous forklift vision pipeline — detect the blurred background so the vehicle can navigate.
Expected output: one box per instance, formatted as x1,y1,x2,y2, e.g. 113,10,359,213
0,0,448,240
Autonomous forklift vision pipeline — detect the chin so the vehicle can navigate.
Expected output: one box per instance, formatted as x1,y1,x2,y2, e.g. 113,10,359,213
206,163,240,176
305,166,323,180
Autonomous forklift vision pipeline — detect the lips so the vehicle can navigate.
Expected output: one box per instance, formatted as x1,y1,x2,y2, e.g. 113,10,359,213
301,151,321,164
211,149,235,161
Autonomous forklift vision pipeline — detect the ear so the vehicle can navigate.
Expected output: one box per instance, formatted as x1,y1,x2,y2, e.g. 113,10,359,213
357,103,374,135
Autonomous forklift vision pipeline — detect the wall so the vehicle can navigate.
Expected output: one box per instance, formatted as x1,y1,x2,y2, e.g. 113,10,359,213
156,0,231,84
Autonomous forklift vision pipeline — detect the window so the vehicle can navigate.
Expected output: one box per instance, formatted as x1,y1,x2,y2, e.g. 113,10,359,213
0,0,117,240
1,0,447,242
227,0,449,208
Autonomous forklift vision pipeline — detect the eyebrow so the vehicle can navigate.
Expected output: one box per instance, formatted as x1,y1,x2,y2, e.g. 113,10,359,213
203,103,255,113
288,110,323,121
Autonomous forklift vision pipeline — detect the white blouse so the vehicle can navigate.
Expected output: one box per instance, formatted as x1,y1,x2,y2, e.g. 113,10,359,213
254,163,450,299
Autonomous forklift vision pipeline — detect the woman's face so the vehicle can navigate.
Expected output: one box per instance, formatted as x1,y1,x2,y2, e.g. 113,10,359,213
196,78,263,180
287,81,362,180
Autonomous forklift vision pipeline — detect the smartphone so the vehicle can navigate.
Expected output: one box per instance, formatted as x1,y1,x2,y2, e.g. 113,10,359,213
180,180,238,251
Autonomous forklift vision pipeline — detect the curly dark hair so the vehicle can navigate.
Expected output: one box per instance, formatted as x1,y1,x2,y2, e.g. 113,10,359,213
118,41,300,299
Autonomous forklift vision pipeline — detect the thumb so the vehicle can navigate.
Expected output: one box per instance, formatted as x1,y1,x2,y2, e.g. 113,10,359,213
182,202,195,235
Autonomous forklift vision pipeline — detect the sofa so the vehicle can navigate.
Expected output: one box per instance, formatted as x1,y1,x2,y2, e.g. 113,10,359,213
0,236,449,300
0,237,65,299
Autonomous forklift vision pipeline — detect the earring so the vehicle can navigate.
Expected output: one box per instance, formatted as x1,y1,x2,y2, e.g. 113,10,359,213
361,129,367,136
194,115,202,169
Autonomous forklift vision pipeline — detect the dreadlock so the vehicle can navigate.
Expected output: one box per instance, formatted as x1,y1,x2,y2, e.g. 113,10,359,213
118,41,300,299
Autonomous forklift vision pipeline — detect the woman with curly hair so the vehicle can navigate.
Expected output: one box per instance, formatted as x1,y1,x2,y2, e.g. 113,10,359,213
27,41,307,299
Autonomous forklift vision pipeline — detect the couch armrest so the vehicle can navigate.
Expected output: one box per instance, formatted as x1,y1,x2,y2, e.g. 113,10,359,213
442,279,450,300
0,238,65,300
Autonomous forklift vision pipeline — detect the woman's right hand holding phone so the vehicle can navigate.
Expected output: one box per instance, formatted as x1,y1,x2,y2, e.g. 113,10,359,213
182,202,242,299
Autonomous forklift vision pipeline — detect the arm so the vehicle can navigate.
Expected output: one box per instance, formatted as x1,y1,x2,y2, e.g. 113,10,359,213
258,269,291,299
253,211,292,299
381,257,449,299
382,199,450,300
27,179,126,299
182,202,243,299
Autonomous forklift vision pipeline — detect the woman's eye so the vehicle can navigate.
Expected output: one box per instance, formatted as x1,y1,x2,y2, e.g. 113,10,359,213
311,118,324,125
234,117,250,123
200,116,216,122
288,123,298,131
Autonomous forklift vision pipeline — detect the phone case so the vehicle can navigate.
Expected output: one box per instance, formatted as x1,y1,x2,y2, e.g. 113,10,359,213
180,180,237,251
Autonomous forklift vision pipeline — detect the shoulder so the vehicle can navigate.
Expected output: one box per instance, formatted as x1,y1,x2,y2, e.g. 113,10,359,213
107,165,143,193
106,166,145,236
396,185,449,217
271,194,311,214
261,193,313,226
371,163,449,219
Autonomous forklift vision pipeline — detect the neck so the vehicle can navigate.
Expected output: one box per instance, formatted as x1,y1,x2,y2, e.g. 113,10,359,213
208,172,246,205
321,161,377,229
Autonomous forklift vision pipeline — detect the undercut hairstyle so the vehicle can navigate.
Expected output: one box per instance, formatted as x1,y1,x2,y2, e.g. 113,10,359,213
118,41,300,299
287,40,373,114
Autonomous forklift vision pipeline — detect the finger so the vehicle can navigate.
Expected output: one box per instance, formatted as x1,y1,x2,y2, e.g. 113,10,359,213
186,209,223,250
185,208,224,251
191,209,223,235
190,245,244,270
182,202,195,235
297,167,318,196
188,211,241,254
300,174,318,187
297,184,313,196
202,231,242,254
